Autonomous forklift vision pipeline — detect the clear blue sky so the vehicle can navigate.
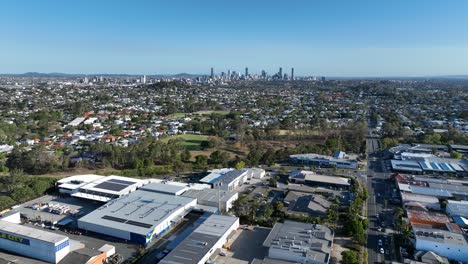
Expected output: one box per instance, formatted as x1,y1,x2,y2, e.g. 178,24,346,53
1,0,468,76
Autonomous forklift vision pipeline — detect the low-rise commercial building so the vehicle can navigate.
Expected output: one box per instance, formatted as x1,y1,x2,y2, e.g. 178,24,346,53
401,193,441,211
57,175,145,202
182,189,238,212
262,220,334,264
78,190,196,245
200,169,249,192
446,200,468,218
290,152,358,169
160,214,239,264
413,227,468,263
289,170,350,190
0,220,70,263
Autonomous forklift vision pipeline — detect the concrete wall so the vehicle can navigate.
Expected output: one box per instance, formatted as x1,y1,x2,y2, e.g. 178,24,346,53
199,217,239,264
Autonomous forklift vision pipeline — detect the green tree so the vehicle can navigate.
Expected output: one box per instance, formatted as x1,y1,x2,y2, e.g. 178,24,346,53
0,196,15,210
194,155,208,170
181,149,191,162
234,161,246,170
450,151,462,159
341,250,359,264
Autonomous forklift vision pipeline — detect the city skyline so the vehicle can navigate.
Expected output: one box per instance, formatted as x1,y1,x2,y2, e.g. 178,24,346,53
1,0,468,76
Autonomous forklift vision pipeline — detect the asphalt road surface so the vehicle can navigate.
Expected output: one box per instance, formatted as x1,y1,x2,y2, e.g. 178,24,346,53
366,136,394,264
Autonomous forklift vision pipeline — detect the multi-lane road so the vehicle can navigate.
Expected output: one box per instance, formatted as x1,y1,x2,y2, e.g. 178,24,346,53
366,136,395,264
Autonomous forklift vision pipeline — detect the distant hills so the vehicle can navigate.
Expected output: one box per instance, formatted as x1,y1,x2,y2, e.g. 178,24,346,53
0,72,205,78
0,72,467,80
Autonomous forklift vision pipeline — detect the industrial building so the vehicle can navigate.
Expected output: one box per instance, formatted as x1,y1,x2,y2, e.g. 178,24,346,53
446,200,468,218
290,152,358,169
400,193,441,210
182,189,238,212
200,169,249,192
413,227,468,263
262,220,334,264
58,175,145,202
390,152,466,175
78,189,196,245
0,220,70,263
406,209,450,228
160,214,239,264
289,170,350,189
139,181,190,196
390,160,423,174
246,168,266,179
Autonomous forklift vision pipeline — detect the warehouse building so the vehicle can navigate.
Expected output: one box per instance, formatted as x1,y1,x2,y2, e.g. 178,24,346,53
289,170,350,190
290,152,358,169
262,220,334,264
200,169,249,192
446,200,468,218
139,181,190,196
69,175,145,202
401,193,441,211
391,160,423,174
78,190,196,245
182,189,238,212
56,174,106,195
413,227,468,263
160,214,239,264
0,220,70,263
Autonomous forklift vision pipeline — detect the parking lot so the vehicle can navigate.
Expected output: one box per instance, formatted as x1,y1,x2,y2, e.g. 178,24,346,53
24,222,140,262
15,195,101,224
215,226,270,263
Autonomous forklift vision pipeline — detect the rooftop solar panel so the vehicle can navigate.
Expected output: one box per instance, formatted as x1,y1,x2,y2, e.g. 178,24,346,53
126,220,153,228
102,215,126,223
108,179,136,185
94,182,128,191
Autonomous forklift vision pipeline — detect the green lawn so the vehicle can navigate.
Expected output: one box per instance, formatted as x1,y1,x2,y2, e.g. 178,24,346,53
193,110,230,116
167,112,188,118
161,134,209,150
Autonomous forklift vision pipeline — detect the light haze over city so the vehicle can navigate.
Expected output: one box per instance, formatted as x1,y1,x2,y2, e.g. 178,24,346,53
1,0,468,76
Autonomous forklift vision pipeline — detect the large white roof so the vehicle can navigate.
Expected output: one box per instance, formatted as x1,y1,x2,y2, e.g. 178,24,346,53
78,190,196,235
0,220,68,244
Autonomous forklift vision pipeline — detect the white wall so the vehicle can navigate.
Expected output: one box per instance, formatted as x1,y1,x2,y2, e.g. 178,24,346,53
199,218,239,264
0,212,21,224
0,235,68,263
415,239,468,263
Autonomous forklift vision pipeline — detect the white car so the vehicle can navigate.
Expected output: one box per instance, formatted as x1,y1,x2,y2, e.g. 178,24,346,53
380,248,384,254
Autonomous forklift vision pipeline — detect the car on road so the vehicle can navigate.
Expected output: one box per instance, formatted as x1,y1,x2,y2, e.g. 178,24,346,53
219,252,227,257
378,239,382,246
380,248,384,254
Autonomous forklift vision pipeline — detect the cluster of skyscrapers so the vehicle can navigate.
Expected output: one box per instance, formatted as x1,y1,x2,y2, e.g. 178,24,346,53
210,67,296,81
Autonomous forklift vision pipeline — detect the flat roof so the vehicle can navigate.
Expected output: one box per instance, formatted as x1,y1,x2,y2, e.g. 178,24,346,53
263,221,333,263
160,214,238,264
57,174,106,190
182,189,237,203
199,168,235,184
78,190,196,236
200,169,248,187
407,209,450,224
401,193,439,203
413,227,468,247
0,220,68,244
290,171,350,186
391,160,423,172
139,182,189,195
78,175,144,195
